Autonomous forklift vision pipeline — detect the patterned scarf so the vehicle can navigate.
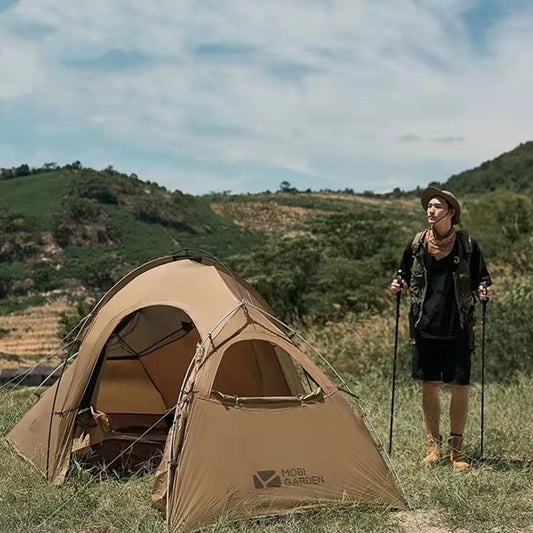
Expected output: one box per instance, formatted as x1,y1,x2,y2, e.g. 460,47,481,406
426,227,456,259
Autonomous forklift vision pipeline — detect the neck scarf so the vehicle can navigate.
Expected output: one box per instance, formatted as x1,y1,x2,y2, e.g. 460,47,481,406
426,226,456,259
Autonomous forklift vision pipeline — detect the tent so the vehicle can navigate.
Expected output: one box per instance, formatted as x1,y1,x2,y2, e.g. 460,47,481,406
7,254,405,531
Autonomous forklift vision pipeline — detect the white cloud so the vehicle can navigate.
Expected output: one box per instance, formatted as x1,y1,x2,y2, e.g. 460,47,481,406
0,31,43,98
1,0,532,192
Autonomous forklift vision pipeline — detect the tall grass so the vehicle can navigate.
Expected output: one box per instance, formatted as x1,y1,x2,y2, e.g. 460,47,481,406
1,373,531,532
303,278,533,383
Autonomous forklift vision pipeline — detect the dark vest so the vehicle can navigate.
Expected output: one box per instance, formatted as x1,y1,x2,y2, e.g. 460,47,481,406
409,230,475,344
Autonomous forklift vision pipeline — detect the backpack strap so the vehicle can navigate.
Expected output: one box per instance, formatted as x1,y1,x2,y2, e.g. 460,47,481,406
411,230,427,256
457,230,473,257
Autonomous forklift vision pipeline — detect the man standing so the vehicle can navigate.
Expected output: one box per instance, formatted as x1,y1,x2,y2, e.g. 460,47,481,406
390,187,493,471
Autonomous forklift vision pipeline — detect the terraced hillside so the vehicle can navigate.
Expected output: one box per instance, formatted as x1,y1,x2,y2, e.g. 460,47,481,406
0,298,68,368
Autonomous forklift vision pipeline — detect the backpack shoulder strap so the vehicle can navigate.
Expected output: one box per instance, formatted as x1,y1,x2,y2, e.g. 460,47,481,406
411,230,427,256
457,230,473,256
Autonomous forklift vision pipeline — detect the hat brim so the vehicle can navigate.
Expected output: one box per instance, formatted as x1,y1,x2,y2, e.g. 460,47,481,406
421,186,461,225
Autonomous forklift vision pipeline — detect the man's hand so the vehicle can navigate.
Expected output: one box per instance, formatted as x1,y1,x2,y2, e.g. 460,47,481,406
478,284,494,301
390,279,407,294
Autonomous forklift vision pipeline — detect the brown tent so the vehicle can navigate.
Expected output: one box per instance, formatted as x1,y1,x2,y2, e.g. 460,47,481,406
7,255,405,531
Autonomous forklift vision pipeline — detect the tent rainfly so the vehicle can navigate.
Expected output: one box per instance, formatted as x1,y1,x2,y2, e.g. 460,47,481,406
7,255,405,531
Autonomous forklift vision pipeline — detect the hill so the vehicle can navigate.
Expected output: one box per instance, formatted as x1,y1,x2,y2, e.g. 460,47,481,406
3,165,400,358
436,141,533,195
0,157,532,381
0,163,424,310
0,165,265,299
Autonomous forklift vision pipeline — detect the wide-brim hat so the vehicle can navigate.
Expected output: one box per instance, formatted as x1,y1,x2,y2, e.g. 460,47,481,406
421,186,461,225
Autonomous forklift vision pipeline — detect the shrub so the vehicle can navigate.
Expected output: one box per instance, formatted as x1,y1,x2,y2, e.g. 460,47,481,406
462,192,533,274
70,172,120,204
31,262,62,292
475,296,533,381
52,198,120,247
62,248,121,292
232,207,417,321
0,212,40,261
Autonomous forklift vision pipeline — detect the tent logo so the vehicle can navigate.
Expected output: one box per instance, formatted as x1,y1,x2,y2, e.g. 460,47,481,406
253,470,281,489
253,467,326,489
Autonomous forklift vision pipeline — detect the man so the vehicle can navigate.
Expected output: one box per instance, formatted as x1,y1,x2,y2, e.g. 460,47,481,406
390,187,493,471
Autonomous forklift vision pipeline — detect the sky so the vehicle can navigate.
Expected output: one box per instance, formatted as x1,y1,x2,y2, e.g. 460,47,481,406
1,0,533,195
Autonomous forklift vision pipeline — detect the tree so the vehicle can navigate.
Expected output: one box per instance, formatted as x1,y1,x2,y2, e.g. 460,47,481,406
279,181,296,193
0,168,14,180
13,164,30,177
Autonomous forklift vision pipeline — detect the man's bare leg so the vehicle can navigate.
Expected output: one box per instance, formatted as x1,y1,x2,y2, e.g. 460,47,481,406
421,381,442,464
423,381,441,435
449,384,470,470
450,384,469,435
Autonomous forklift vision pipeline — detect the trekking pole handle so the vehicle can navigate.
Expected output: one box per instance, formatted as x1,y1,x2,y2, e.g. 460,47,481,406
396,269,403,286
480,281,489,304
395,270,403,306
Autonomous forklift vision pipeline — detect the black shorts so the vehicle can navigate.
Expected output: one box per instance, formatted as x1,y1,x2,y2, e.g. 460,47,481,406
411,334,471,385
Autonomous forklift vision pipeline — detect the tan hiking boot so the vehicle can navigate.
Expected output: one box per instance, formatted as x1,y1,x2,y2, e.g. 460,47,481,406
449,434,470,471
421,434,442,465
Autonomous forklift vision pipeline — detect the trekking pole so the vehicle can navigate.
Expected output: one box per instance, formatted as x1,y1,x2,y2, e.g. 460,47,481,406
388,269,403,455
480,282,488,459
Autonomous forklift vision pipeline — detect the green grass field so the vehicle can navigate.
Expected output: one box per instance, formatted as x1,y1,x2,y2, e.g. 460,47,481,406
1,374,531,533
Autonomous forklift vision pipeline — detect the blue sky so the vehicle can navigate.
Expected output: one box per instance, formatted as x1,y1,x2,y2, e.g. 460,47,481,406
1,0,532,194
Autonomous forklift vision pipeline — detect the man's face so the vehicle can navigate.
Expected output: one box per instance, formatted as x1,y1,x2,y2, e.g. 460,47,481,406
426,196,451,224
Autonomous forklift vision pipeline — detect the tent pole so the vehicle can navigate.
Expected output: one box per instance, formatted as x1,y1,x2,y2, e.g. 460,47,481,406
45,342,78,481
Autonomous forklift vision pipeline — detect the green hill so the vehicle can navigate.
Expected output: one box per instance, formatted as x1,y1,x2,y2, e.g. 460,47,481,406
1,155,533,379
0,166,266,304
437,141,533,195
1,156,532,317
0,164,420,312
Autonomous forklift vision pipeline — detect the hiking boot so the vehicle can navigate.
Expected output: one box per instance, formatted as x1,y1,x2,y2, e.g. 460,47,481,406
421,433,442,465
449,434,469,471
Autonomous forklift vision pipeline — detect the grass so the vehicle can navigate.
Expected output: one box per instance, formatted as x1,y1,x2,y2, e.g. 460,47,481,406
349,374,533,533
0,373,531,533
0,172,72,228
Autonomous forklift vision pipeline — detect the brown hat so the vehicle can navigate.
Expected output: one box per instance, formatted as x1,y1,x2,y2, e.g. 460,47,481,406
421,186,461,225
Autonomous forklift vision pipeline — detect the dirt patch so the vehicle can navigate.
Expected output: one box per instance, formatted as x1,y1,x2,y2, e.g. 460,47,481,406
212,201,328,233
311,193,418,208
212,195,419,234
396,509,468,533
